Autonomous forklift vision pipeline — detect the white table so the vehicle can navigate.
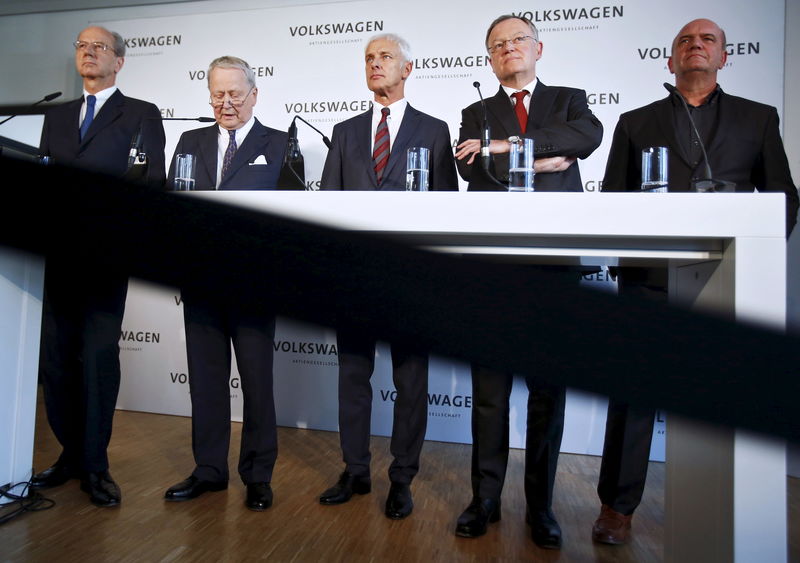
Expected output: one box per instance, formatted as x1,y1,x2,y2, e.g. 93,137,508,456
3,191,787,560
194,190,788,562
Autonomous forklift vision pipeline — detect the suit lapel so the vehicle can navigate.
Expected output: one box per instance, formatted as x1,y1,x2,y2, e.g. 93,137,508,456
384,104,420,181
218,120,272,189
58,98,84,153
529,81,555,132
80,89,124,147
653,96,691,167
197,125,218,187
352,109,377,187
487,86,519,138
704,89,728,160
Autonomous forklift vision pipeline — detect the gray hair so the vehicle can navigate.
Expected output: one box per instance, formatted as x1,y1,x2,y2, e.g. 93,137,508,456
207,56,256,89
365,33,412,63
79,26,126,56
485,15,539,49
110,30,125,57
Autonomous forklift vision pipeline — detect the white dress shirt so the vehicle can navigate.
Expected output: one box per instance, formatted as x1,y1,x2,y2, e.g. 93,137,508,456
370,98,408,153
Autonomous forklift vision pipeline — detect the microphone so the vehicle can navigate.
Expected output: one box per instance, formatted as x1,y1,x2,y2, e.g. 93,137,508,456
0,91,62,125
473,82,491,160
663,82,734,192
278,116,306,190
287,116,300,160
469,81,506,191
161,116,216,122
294,115,332,149
127,128,144,169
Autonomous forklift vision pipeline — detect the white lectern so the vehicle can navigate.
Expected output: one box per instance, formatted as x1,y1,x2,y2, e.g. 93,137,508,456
0,247,44,502
193,190,788,562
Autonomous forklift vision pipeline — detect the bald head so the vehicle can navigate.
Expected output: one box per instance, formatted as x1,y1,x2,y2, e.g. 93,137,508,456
668,18,728,81
671,19,726,55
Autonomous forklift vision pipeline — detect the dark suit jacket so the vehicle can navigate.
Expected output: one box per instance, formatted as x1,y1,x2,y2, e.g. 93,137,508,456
321,103,457,190
457,81,602,192
601,89,799,235
40,89,166,186
167,118,287,190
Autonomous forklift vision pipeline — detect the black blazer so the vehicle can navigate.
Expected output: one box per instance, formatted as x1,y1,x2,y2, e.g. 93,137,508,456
457,81,602,191
40,89,166,187
167,118,287,190
601,90,799,234
321,103,457,190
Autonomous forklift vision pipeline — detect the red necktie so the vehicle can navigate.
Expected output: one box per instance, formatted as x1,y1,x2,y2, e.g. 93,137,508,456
372,107,390,185
511,90,529,134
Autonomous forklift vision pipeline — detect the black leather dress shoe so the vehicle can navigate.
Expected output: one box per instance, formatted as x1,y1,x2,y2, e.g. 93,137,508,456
80,470,121,507
245,483,273,511
455,497,501,538
164,475,228,502
319,471,371,505
384,482,413,519
31,462,75,489
528,508,562,549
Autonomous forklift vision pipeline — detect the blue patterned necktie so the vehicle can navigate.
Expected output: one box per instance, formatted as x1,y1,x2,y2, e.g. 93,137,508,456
79,94,96,140
221,129,237,180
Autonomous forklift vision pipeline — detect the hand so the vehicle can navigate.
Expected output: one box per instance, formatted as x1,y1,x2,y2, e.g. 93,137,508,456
455,139,513,164
534,156,576,173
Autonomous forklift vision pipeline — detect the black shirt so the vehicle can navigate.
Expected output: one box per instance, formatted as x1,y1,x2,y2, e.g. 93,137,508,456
670,85,721,180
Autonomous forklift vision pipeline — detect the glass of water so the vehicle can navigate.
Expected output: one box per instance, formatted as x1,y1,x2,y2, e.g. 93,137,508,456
508,138,535,192
406,147,429,191
641,147,668,192
173,153,196,191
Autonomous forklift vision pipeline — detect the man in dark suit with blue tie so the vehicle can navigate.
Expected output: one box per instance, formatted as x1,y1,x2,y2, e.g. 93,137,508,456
318,33,457,520
31,25,166,507
452,15,602,550
163,56,289,512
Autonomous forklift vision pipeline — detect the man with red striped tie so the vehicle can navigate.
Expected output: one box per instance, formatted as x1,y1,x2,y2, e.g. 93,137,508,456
319,32,457,520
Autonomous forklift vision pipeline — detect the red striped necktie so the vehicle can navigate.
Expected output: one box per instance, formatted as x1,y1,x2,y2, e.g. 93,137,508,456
372,107,390,185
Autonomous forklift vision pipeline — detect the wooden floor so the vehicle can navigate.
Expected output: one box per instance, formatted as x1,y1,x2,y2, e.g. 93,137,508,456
2,399,798,562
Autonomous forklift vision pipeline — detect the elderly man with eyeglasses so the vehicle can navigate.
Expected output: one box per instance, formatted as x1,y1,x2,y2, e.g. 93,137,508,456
31,25,165,507
163,56,291,511
452,14,602,550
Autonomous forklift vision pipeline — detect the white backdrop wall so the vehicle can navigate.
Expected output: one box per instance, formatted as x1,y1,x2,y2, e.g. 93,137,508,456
0,0,792,463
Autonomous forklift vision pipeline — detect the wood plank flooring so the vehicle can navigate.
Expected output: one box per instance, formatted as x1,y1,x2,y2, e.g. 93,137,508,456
1,398,797,562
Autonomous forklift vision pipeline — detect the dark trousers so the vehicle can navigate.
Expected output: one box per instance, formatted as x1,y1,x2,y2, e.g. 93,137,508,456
183,294,277,485
470,366,565,511
597,267,665,515
39,259,128,473
598,402,655,515
336,331,428,485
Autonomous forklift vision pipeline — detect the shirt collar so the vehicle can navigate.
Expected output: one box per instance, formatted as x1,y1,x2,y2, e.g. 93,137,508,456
670,84,722,109
372,98,408,119
501,78,538,99
218,116,256,143
83,85,118,104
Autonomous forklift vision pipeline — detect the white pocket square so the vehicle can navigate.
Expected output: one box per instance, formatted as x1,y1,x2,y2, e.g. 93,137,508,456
249,155,268,165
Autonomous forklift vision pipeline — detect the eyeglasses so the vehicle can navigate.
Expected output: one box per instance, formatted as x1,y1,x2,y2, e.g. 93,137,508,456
488,35,535,54
209,88,254,108
74,40,115,54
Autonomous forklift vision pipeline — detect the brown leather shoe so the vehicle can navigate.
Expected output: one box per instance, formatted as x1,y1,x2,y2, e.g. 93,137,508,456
592,504,632,545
